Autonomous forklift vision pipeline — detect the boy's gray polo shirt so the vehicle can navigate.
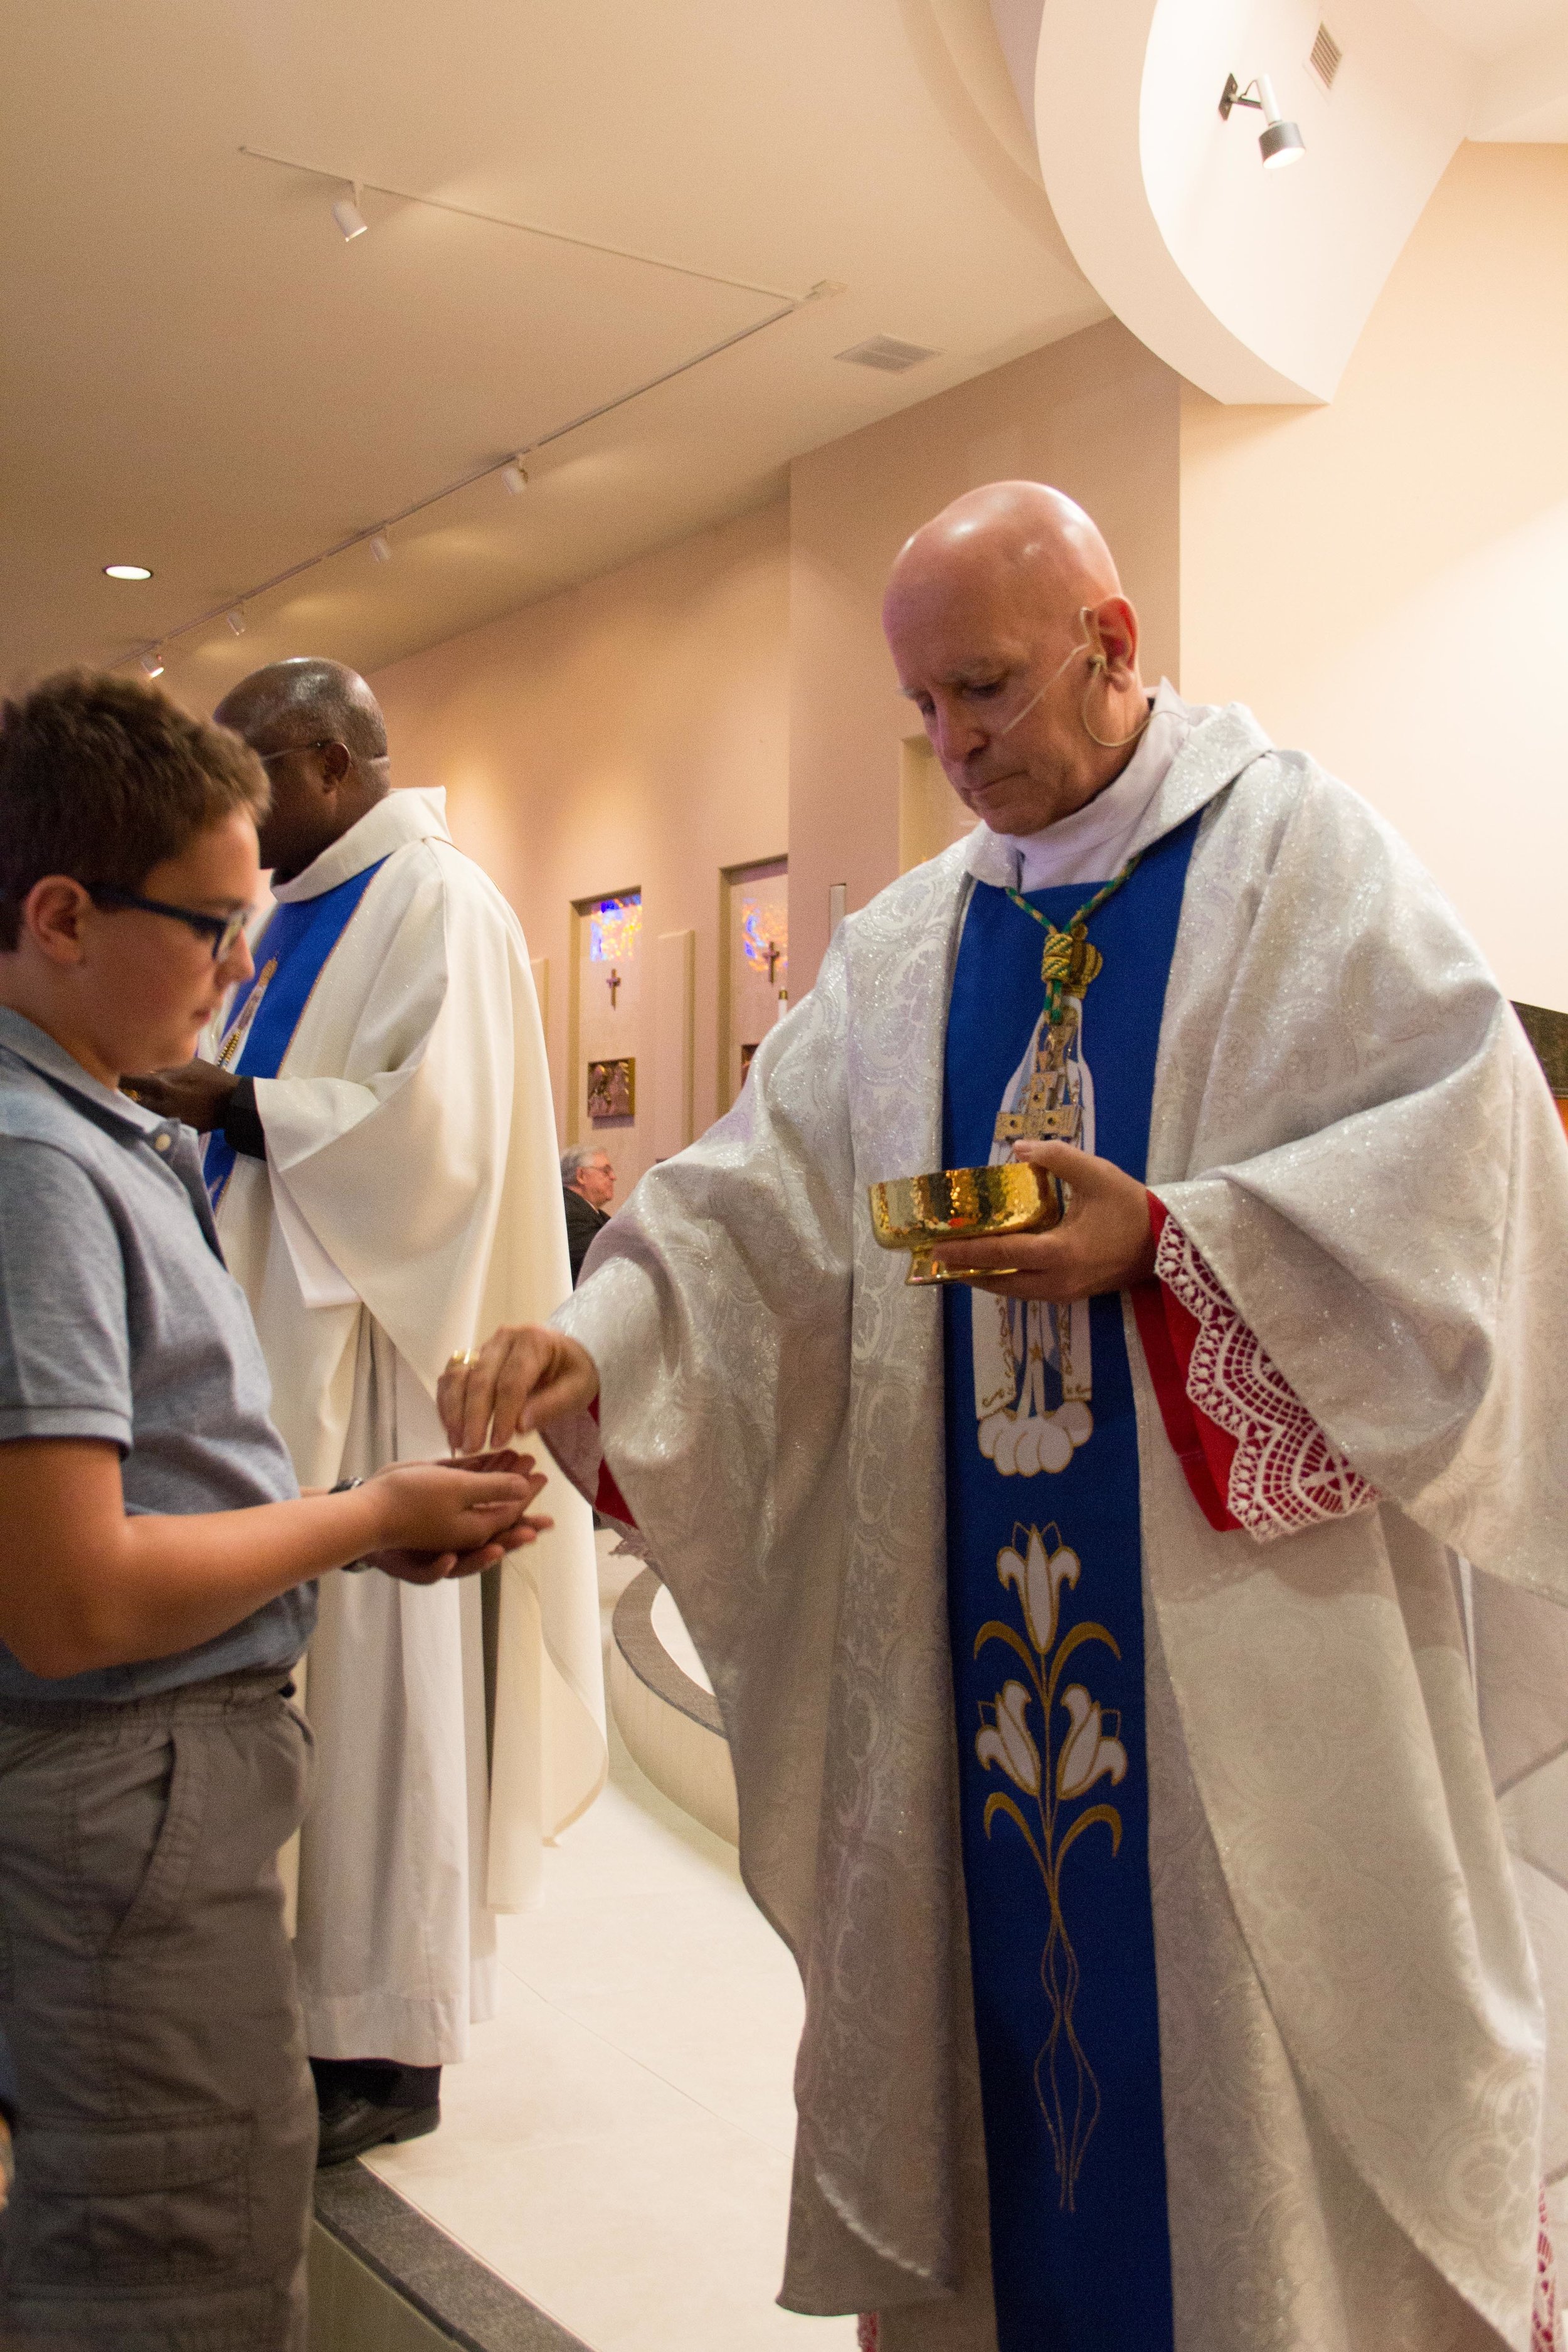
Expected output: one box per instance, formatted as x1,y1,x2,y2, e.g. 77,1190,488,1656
0,1007,312,1701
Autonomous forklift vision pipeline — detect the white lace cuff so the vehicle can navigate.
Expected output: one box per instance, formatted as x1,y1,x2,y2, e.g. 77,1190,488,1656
1154,1215,1376,1544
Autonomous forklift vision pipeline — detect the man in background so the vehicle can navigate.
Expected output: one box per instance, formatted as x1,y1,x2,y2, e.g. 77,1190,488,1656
129,659,605,2167
560,1144,614,1285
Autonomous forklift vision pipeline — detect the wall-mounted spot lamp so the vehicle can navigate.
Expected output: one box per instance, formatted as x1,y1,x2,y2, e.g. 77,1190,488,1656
1219,73,1306,167
501,458,528,495
226,609,246,635
369,534,392,564
140,650,166,679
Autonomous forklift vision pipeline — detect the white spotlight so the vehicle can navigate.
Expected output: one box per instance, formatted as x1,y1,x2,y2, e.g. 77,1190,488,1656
501,459,528,495
104,563,153,581
332,184,369,241
1220,72,1306,167
226,608,246,635
369,533,392,564
140,650,165,679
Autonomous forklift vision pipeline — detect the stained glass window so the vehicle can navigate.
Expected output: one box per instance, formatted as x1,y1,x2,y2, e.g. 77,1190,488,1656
588,894,642,963
740,900,787,979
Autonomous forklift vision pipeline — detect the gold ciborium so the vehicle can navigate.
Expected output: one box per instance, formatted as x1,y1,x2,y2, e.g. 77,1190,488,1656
868,1162,1062,1287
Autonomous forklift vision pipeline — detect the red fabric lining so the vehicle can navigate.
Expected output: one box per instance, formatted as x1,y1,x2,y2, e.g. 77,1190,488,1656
1134,1196,1244,1534
590,1199,1248,1540
586,1394,637,1526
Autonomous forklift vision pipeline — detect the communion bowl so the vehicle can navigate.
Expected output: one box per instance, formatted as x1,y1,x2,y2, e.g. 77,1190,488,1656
867,1162,1062,1286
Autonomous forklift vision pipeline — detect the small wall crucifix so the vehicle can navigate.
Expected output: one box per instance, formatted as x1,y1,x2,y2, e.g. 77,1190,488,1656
765,941,780,987
607,967,622,1009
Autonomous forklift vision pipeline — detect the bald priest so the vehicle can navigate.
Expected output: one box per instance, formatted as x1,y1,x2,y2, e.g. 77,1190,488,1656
440,486,1568,2352
130,661,605,2162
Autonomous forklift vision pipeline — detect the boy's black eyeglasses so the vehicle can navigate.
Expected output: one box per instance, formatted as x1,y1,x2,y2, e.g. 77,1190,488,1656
88,886,251,962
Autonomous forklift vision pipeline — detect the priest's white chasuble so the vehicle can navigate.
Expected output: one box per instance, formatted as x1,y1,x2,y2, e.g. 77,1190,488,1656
555,698,1568,2349
214,787,606,2064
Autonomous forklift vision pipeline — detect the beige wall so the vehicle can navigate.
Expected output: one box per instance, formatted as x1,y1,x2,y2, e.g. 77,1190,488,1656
1181,140,1568,1010
369,140,1566,1144
370,501,790,1158
787,317,1184,987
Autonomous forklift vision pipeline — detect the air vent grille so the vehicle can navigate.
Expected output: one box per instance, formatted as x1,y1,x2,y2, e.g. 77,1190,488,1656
835,336,940,374
1309,23,1343,89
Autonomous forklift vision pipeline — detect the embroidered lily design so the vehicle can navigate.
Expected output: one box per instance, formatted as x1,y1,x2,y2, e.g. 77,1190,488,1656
976,1682,1041,1796
998,1526,1079,1653
1056,1687,1127,1799
974,1521,1125,2212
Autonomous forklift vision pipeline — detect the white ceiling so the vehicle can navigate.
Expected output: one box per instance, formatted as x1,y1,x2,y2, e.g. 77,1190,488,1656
0,0,1102,700
1404,0,1563,65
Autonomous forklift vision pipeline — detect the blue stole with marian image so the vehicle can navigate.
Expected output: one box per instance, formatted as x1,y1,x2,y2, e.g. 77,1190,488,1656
941,813,1198,2351
203,858,388,1208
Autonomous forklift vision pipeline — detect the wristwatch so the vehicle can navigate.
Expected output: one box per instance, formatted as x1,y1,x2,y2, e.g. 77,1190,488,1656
330,1476,371,1569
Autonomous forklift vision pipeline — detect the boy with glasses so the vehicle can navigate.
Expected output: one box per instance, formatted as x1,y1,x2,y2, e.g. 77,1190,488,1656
0,672,551,2352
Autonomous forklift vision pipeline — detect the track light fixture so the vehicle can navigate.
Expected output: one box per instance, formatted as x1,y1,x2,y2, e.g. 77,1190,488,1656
140,650,165,679
501,459,528,495
226,609,246,635
369,534,392,564
1219,73,1306,167
332,183,369,241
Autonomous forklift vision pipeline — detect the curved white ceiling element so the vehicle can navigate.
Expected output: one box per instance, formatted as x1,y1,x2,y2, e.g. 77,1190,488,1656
1005,0,1558,404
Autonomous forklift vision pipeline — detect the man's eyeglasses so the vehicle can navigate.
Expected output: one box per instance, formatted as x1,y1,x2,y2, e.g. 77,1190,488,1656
256,738,338,766
88,886,252,962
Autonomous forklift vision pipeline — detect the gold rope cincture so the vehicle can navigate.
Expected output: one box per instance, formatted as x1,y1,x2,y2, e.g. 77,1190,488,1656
994,856,1142,1150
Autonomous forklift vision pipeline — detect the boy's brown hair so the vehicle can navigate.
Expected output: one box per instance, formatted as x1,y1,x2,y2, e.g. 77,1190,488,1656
0,671,268,950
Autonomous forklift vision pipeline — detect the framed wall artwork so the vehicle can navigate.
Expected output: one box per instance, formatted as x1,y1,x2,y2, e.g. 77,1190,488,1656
587,1056,636,1122
570,886,650,1182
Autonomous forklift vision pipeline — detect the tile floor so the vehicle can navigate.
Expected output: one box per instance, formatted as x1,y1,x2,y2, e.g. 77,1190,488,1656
364,1541,856,2352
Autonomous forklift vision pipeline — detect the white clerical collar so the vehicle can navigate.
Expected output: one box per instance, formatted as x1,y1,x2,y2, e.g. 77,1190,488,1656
270,786,452,903
963,681,1210,893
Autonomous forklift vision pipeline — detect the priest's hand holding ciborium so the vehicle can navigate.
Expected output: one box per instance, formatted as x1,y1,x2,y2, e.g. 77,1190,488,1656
869,1138,1157,1303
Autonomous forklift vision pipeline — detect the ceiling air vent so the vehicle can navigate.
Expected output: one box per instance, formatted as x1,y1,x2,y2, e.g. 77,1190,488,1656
1308,23,1343,90
835,336,940,374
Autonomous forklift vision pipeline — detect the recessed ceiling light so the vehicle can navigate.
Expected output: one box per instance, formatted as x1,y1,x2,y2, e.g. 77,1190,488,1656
105,564,153,581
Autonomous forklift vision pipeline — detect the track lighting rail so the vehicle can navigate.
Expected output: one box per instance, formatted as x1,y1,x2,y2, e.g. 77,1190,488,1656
239,145,806,303
125,163,840,671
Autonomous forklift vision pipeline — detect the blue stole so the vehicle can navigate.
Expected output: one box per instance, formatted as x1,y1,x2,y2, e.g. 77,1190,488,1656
203,858,389,1207
942,815,1198,2351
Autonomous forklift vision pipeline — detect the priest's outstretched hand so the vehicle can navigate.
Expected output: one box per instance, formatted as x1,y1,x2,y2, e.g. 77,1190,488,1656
929,1139,1157,1299
439,1328,600,1458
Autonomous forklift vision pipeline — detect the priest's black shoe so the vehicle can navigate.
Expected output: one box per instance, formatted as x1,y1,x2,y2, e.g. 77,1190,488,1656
311,2058,442,2169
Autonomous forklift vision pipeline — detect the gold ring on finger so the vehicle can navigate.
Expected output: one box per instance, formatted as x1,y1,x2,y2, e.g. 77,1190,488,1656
446,1349,477,1371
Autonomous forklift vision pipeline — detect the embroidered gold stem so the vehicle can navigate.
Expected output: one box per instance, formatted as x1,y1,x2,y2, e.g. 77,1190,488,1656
973,1522,1127,2210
